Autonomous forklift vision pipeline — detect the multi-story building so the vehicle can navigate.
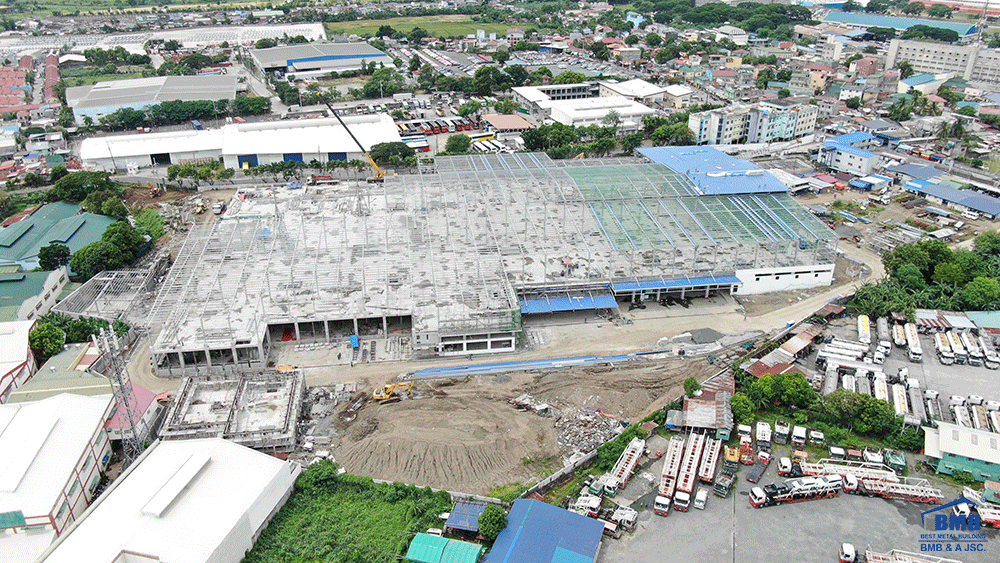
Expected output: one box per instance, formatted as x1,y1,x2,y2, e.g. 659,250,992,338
923,421,1000,483
689,100,817,145
0,393,114,562
815,132,882,176
0,319,37,403
886,39,1000,85
851,56,879,77
511,83,600,118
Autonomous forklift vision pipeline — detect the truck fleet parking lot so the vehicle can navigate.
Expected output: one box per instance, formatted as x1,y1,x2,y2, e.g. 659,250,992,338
599,441,999,563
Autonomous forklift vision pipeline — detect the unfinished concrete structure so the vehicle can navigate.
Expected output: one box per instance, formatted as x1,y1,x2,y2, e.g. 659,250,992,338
158,371,304,451
53,261,168,325
147,148,836,375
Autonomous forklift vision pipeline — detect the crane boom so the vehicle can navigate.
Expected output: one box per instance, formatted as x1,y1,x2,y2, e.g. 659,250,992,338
324,102,385,181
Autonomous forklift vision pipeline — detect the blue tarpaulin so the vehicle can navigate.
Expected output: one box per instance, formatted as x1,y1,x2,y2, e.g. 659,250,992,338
350,334,360,348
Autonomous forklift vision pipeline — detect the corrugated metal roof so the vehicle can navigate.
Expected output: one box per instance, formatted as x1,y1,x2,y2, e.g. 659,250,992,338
484,500,603,563
444,500,486,533
406,533,449,563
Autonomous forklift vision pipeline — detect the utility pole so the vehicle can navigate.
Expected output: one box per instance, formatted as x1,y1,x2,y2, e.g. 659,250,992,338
94,328,150,469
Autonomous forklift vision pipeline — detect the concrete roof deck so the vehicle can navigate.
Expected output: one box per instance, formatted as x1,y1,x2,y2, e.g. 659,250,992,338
65,75,237,111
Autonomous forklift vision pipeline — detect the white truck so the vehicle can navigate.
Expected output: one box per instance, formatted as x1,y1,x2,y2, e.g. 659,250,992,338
961,332,983,366
946,331,967,364
904,323,922,362
934,332,954,365
857,315,872,345
791,425,807,446
755,422,772,454
892,324,907,348
979,335,1000,369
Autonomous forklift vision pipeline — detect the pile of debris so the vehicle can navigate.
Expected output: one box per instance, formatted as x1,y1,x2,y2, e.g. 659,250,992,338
510,393,555,417
553,407,625,455
300,382,363,449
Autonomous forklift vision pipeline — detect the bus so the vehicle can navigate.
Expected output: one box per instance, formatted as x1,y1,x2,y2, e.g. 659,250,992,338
469,131,496,143
401,136,430,153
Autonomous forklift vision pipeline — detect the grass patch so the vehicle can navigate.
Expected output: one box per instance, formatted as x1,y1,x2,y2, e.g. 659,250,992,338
244,461,453,563
63,73,145,87
488,481,527,502
325,15,510,38
541,467,593,505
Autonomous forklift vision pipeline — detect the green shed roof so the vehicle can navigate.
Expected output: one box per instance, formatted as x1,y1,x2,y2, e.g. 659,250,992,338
0,271,54,320
406,534,483,563
0,202,116,267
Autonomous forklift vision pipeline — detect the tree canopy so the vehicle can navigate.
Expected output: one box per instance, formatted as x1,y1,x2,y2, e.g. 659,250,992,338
38,243,70,271
29,323,64,365
48,171,117,202
478,504,507,540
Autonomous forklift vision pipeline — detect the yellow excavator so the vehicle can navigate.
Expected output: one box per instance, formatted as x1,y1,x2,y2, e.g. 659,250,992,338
325,102,386,183
372,382,414,403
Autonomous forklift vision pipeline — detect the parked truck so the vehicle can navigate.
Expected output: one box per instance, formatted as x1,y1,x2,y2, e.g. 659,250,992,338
673,433,705,512
713,472,735,498
653,435,685,516
605,437,645,496
961,332,983,366
791,425,807,446
877,317,891,347
891,383,910,417
723,446,739,474
698,438,722,484
904,323,922,362
739,435,754,465
755,421,772,454
773,420,790,444
858,315,872,345
946,331,966,364
979,335,1000,369
843,474,943,504
795,459,898,483
963,487,1000,529
746,457,769,484
934,332,954,365
749,476,840,508
892,324,907,348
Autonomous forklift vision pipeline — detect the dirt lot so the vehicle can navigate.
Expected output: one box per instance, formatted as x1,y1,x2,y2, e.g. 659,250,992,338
331,357,710,494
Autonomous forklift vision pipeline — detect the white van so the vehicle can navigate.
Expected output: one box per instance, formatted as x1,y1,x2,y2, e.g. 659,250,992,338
694,489,708,510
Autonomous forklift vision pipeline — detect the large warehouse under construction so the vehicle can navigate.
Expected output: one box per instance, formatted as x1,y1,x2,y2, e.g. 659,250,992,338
147,147,837,375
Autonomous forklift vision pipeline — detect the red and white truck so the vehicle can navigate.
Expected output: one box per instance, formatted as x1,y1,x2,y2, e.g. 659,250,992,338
653,435,686,516
843,475,943,504
964,487,1000,528
698,437,722,484
739,435,754,465
673,433,705,512
604,437,645,496
796,459,898,483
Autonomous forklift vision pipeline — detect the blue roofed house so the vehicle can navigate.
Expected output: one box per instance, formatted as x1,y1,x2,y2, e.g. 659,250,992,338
484,499,604,563
898,73,949,95
0,202,117,272
815,132,882,176
902,179,1000,220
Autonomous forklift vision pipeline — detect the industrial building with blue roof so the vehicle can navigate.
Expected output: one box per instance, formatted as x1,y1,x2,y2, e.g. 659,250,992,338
903,179,1000,219
822,10,977,35
484,499,604,563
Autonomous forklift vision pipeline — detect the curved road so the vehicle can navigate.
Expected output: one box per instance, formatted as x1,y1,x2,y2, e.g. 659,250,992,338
127,241,885,393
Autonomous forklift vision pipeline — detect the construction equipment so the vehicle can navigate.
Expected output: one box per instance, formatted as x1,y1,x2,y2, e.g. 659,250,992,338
148,182,163,197
372,382,414,402
963,486,1000,528
325,102,386,183
653,435,685,516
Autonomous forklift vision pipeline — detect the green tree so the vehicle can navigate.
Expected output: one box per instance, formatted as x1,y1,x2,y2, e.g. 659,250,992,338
457,100,481,117
883,242,931,276
895,60,914,79
590,41,610,61
755,67,775,89
444,134,471,154
134,210,165,240
645,32,662,47
49,165,68,183
478,504,507,540
38,243,71,270
895,263,926,291
101,198,128,220
651,123,695,146
71,241,128,280
368,142,415,166
926,3,952,17
361,68,404,98
505,65,529,87
163,39,181,51
961,277,1000,310
494,99,520,114
492,50,510,64
102,221,145,262
49,171,117,202
684,377,702,396
957,105,977,116
903,1,925,13
778,88,791,99
845,97,862,110
932,263,965,285
551,71,587,85
974,231,1000,258
29,323,64,365
620,132,644,155
730,392,755,425
842,0,862,10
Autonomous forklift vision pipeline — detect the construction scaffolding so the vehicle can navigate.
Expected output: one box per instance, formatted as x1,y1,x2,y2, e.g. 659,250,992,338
147,153,836,374
53,261,167,325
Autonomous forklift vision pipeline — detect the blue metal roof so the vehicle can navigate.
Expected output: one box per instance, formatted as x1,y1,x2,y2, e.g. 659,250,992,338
483,500,604,563
907,182,1000,217
966,311,1000,330
445,500,487,533
886,162,942,179
903,73,935,86
611,275,740,292
822,11,977,35
822,141,877,159
638,146,787,195
827,131,874,145
519,292,617,314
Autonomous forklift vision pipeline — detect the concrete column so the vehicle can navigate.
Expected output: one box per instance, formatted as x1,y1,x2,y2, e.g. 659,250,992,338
353,317,359,335
324,320,330,342
204,349,212,367
178,351,185,369
294,322,301,342
705,286,710,298
382,316,388,336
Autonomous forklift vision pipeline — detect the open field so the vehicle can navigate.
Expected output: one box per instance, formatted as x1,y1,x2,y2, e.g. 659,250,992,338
63,73,145,87
245,462,454,563
325,15,510,38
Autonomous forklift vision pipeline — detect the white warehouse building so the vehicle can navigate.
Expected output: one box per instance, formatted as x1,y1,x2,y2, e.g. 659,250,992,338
79,114,402,172
545,96,654,133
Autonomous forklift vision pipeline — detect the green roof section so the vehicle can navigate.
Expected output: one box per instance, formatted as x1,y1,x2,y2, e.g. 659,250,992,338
406,534,483,563
0,510,26,528
0,202,117,269
6,344,112,404
0,271,54,320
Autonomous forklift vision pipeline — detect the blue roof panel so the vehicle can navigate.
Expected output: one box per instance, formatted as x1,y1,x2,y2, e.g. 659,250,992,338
638,146,787,195
483,500,603,563
886,163,942,179
827,131,874,145
822,11,977,35
445,500,487,532
611,275,740,292
822,141,877,159
520,293,617,314
907,183,1000,217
